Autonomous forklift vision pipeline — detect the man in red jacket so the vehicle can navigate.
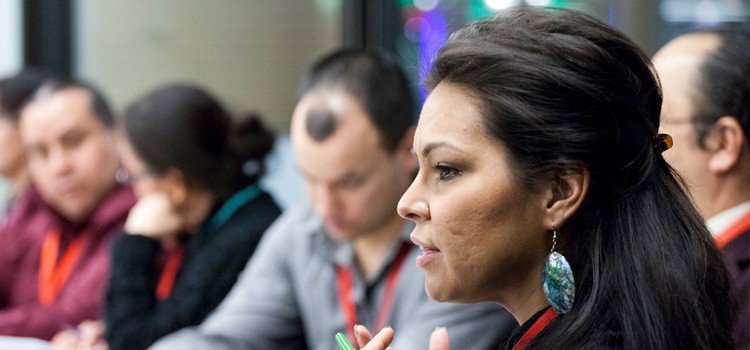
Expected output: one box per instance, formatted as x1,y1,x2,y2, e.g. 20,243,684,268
0,79,135,340
654,28,750,349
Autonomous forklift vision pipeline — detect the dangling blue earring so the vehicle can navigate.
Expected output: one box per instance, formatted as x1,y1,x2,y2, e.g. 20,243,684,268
542,226,575,314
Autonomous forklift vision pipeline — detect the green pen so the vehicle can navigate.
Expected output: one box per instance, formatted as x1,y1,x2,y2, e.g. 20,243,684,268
335,332,356,350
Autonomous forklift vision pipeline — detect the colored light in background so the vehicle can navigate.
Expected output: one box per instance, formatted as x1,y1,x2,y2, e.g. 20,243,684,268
484,0,519,11
403,16,425,43
547,0,570,7
469,0,494,20
660,0,748,22
415,0,440,11
694,0,723,22
526,0,552,6
418,10,447,99
398,0,415,8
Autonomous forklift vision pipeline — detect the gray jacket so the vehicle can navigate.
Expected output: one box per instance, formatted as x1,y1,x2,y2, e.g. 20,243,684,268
149,203,516,350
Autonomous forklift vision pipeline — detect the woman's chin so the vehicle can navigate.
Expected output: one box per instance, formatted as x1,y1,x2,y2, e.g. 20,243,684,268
425,278,456,303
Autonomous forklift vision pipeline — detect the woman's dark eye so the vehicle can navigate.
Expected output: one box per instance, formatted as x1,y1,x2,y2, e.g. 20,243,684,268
436,165,460,181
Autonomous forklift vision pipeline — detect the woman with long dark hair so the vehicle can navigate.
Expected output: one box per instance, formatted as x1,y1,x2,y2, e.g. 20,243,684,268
358,6,734,349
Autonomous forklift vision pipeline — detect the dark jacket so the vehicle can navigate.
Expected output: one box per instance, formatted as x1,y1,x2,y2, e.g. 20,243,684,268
724,229,750,349
105,190,281,350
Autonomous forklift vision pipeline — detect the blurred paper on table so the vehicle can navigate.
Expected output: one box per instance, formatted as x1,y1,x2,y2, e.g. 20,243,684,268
0,336,107,350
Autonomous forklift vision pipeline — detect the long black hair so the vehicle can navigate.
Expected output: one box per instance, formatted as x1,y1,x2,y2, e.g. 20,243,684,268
122,83,275,200
426,6,733,349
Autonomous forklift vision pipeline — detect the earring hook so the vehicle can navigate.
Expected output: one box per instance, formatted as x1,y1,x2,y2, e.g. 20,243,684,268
550,220,558,253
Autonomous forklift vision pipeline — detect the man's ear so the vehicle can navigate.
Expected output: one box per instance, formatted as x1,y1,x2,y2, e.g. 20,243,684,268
398,125,417,167
543,170,589,229
161,168,189,207
708,116,746,174
399,125,416,153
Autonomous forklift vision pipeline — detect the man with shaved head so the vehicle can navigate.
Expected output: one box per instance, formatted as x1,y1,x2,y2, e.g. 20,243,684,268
654,28,750,348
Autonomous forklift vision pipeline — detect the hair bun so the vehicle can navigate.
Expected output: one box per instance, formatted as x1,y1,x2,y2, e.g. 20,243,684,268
231,112,275,162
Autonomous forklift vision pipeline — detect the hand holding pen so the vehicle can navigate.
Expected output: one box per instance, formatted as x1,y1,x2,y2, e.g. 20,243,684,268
336,325,450,350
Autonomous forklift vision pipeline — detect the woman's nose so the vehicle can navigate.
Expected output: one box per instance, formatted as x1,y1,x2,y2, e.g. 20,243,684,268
397,181,429,221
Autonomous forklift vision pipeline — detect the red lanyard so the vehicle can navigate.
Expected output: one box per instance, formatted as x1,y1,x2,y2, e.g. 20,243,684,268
715,210,750,249
155,245,184,300
511,307,559,350
336,242,411,342
38,226,86,306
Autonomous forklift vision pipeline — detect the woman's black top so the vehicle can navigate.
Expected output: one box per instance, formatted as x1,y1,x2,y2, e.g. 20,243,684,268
105,191,281,350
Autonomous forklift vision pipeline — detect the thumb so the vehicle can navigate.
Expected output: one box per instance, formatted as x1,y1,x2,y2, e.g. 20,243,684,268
429,327,450,350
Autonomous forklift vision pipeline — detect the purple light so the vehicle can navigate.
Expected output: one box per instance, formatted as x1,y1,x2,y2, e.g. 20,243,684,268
418,10,447,99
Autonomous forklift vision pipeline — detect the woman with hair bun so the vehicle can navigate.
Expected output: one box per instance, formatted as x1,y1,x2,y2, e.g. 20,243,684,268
53,83,281,350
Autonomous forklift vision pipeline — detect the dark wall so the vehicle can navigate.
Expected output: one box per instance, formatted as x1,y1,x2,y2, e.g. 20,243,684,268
24,0,72,77
342,0,401,53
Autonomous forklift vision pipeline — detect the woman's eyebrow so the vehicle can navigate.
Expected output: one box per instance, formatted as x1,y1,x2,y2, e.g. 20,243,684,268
421,141,463,157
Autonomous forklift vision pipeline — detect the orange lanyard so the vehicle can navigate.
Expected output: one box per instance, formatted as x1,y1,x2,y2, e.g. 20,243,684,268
512,307,559,350
336,242,411,343
38,226,86,306
715,210,750,249
155,245,184,300
152,185,258,301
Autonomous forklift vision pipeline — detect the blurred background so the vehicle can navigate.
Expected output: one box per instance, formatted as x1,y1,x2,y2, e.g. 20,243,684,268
0,0,748,208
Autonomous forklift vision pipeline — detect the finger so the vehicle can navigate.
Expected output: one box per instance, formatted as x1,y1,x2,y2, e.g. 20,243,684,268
360,327,395,350
50,328,79,348
79,320,105,347
429,327,450,350
354,324,373,348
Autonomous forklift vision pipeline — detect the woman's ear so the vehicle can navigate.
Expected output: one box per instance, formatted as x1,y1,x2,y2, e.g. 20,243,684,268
161,168,189,207
543,170,589,229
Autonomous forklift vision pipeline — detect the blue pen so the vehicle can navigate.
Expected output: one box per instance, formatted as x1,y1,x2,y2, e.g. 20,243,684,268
335,332,356,350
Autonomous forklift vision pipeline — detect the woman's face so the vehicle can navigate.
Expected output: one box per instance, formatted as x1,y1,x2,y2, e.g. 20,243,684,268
398,82,550,305
115,131,161,198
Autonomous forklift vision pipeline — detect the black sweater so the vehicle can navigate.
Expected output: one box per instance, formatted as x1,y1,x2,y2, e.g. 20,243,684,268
105,192,281,350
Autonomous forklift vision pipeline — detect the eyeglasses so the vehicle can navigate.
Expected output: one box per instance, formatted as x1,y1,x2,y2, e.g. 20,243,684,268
661,116,718,127
661,117,691,125
1,112,16,123
115,168,153,185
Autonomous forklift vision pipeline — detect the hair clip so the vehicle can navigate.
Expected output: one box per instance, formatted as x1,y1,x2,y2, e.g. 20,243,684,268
655,133,673,153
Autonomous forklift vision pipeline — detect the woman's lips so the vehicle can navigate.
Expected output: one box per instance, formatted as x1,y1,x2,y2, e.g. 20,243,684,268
411,235,440,268
415,246,440,268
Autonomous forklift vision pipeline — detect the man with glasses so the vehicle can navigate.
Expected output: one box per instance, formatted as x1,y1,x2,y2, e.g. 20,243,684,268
654,27,750,348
